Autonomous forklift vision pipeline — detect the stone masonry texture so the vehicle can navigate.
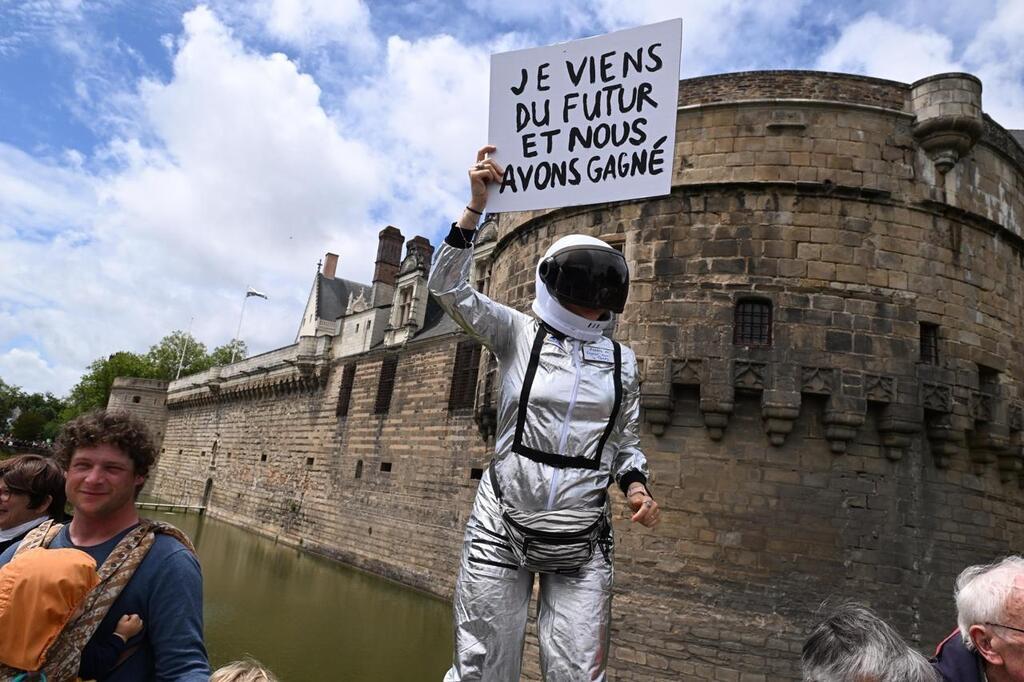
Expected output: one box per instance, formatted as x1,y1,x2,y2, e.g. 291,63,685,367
117,71,1024,681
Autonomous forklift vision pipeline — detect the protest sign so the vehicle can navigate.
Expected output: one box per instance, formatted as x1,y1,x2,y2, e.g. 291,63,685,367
487,19,682,213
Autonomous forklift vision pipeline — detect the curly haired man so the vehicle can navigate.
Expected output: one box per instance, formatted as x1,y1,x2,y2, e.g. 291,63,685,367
0,409,210,681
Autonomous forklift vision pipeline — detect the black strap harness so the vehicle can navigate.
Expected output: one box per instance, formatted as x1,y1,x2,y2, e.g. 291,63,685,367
509,324,622,471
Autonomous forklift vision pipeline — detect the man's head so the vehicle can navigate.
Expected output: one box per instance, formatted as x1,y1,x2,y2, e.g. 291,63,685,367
801,603,937,682
0,454,66,529
54,410,156,518
955,555,1024,681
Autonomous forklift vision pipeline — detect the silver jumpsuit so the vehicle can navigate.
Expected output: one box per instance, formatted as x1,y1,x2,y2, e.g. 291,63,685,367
429,228,650,682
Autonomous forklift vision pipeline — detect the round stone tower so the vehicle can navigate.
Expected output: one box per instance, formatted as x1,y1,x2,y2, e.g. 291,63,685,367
480,70,1024,680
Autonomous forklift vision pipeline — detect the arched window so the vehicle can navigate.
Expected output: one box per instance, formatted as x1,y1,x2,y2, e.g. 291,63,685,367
733,299,772,347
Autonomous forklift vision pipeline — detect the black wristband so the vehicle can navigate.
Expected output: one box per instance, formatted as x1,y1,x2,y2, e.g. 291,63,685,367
618,470,649,496
465,205,483,216
444,223,476,249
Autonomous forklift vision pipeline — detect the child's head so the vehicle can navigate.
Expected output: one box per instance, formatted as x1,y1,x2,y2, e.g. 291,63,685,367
210,659,279,682
0,547,100,671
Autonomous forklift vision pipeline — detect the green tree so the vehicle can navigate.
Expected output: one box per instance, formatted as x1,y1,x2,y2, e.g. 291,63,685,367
61,351,153,421
11,409,48,441
0,378,24,431
145,331,210,379
209,339,247,366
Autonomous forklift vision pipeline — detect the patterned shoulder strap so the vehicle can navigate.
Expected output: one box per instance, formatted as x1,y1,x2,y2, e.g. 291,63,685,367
144,519,197,555
38,518,196,680
11,519,63,558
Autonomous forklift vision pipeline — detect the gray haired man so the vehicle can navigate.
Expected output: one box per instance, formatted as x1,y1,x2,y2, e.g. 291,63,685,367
802,602,937,682
932,556,1024,682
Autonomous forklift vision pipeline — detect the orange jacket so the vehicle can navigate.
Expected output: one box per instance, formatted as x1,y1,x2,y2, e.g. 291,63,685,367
0,547,100,672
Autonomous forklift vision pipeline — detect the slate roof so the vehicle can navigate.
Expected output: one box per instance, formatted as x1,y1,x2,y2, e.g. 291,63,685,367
1011,130,1024,150
316,274,370,321
413,294,462,342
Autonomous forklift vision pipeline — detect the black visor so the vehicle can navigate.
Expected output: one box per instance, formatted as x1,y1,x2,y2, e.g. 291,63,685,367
538,245,629,314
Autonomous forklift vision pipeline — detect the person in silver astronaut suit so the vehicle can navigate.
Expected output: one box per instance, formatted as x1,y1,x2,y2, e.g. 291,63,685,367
429,145,662,682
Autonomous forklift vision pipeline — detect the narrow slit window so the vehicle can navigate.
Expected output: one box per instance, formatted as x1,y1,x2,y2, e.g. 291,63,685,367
374,355,399,415
380,461,392,473
733,299,772,347
920,323,939,365
336,363,357,417
448,341,482,412
355,460,363,479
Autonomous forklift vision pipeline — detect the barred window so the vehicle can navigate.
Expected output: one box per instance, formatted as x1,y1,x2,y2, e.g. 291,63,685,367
448,341,482,412
374,355,399,415
920,323,939,365
733,299,772,347
336,363,357,417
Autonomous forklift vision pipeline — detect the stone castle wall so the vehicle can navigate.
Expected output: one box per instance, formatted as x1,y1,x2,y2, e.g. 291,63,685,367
108,377,170,448
126,71,1024,681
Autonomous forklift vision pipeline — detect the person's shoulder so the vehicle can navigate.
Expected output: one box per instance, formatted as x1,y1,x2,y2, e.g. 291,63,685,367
138,524,197,566
931,629,982,682
0,542,18,567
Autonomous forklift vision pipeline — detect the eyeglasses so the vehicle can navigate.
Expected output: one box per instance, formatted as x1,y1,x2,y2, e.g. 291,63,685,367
986,622,1024,635
0,486,27,503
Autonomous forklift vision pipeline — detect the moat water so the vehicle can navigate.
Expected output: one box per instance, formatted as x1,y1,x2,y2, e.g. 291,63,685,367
147,509,453,681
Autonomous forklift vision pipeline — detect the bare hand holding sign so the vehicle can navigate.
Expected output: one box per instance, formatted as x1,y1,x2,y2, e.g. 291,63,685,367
487,19,682,213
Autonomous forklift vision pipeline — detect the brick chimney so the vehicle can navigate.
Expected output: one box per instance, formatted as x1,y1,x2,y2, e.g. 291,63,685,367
372,226,404,307
406,236,434,270
322,252,339,280
373,226,404,287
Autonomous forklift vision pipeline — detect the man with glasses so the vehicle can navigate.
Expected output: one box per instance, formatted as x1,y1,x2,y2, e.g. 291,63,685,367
0,454,66,553
933,556,1024,681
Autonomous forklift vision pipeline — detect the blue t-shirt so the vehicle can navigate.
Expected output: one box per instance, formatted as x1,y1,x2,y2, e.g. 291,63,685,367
0,522,210,681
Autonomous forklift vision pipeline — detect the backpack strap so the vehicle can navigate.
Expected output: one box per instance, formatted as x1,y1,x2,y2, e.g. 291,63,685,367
11,520,63,558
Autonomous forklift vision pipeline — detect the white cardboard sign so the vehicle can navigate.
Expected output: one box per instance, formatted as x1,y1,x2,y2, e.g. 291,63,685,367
487,19,682,213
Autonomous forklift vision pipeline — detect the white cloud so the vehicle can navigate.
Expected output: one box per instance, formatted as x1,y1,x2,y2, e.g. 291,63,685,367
256,0,376,53
815,9,1023,128
816,13,961,84
0,348,80,396
1,5,387,396
344,33,491,233
963,0,1024,127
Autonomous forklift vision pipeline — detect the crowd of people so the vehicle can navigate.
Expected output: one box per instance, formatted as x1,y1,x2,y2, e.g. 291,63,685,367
0,148,1021,681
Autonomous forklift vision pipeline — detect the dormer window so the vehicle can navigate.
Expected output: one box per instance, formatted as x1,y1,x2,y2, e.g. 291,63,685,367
398,286,414,326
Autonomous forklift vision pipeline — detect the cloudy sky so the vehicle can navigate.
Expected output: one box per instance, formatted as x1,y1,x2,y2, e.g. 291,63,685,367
1,0,1022,396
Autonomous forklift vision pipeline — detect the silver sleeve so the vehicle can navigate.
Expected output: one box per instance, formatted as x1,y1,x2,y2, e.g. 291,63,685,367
611,348,651,487
427,240,526,360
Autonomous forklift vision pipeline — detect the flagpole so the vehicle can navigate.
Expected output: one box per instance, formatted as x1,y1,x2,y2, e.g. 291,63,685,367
231,295,249,364
175,316,195,380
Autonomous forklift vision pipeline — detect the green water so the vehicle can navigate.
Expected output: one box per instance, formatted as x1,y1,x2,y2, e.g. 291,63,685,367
146,510,453,681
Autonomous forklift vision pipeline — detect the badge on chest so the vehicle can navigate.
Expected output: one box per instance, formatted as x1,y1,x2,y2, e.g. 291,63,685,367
582,344,614,364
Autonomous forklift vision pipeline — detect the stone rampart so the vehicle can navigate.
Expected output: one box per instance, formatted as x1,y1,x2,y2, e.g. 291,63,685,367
126,70,1024,681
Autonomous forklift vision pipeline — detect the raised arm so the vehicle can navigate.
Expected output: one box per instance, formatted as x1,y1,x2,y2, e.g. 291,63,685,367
428,146,528,358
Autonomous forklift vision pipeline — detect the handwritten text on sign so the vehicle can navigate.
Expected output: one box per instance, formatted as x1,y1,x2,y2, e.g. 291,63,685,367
487,19,682,212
